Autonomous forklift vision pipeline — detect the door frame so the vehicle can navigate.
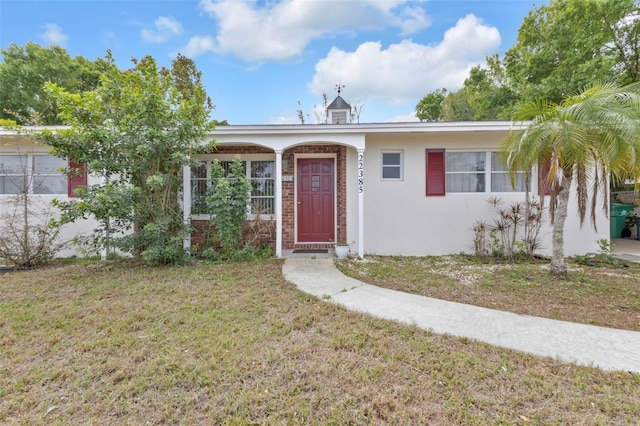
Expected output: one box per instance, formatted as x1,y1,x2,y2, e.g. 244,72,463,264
294,153,337,244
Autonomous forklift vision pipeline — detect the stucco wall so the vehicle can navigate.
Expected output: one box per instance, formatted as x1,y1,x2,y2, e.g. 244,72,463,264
361,131,605,257
0,184,102,259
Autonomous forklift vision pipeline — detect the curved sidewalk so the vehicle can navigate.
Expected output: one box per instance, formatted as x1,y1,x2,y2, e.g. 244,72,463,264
282,258,640,374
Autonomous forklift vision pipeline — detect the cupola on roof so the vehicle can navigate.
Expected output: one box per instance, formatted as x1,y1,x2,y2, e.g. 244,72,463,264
327,84,351,124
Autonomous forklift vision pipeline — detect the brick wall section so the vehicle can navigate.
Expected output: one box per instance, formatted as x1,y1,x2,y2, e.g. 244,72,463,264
191,144,347,251
202,146,274,154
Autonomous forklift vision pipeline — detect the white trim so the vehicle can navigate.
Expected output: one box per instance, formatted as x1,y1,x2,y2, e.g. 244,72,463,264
293,153,338,244
182,164,191,251
209,121,527,136
380,150,403,181
358,149,365,258
275,150,283,257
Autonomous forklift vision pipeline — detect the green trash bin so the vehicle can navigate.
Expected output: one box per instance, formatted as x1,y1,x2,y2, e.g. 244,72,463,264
610,203,634,238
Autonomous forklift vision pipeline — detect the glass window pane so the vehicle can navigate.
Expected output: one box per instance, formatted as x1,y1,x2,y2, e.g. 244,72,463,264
34,155,66,174
446,173,485,192
491,152,507,172
446,152,485,172
252,178,274,197
251,161,274,178
33,176,67,194
382,153,401,166
0,175,26,194
220,160,246,177
32,155,67,194
491,172,528,192
382,167,401,179
0,155,26,174
192,161,207,178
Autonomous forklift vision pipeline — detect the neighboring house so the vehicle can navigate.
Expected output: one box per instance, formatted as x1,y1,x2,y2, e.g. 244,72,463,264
0,128,99,257
1,102,608,259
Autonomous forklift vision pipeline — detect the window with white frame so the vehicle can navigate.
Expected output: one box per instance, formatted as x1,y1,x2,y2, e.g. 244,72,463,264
190,159,275,216
191,160,208,215
444,151,528,193
381,151,403,180
0,154,67,195
490,152,527,192
250,161,275,214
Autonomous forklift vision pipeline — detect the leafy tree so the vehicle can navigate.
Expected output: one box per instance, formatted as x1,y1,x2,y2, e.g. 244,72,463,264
501,82,640,276
504,0,640,104
416,57,515,122
463,55,517,120
39,52,214,264
415,1,640,121
415,88,447,122
0,42,111,125
441,88,475,121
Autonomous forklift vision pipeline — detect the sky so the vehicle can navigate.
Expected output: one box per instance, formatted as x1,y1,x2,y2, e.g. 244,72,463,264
0,0,546,125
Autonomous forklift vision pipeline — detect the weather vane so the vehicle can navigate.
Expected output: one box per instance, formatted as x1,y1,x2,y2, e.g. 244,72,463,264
335,83,345,95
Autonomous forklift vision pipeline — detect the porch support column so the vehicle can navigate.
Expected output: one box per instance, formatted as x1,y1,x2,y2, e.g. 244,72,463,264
275,150,283,257
357,149,365,258
182,164,191,251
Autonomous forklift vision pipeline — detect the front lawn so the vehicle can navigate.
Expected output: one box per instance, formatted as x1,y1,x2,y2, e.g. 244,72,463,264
1,259,639,424
337,255,640,332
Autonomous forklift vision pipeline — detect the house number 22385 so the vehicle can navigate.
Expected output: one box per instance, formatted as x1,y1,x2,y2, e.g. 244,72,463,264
358,153,364,193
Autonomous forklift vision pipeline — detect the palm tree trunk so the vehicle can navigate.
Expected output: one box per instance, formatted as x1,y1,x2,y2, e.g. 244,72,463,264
550,171,572,276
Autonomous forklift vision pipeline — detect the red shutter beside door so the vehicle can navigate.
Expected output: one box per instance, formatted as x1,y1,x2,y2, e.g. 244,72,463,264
538,159,552,196
425,149,445,196
67,159,87,197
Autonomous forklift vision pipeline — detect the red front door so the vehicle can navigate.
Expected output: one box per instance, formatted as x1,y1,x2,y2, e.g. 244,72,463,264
297,158,335,242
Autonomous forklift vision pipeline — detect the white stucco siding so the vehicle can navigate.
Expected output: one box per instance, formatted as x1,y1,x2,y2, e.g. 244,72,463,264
0,178,102,259
362,131,605,257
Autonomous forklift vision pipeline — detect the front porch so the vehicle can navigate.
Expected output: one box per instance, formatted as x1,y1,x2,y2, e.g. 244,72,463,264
182,126,366,257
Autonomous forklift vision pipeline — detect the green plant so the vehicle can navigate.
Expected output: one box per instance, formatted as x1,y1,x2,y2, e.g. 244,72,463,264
137,213,191,265
205,157,252,256
476,196,544,260
574,239,622,267
39,52,213,265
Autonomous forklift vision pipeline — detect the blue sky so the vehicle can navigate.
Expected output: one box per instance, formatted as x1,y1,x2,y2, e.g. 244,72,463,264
0,0,545,125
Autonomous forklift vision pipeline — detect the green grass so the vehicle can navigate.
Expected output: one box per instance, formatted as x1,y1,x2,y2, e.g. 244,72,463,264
1,258,640,424
336,255,640,331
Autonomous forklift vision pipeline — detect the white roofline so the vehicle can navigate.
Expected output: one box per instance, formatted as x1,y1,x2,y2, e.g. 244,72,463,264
1,121,529,137
209,121,528,136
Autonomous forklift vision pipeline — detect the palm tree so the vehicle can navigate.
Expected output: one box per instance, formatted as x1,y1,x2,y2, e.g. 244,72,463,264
501,82,640,276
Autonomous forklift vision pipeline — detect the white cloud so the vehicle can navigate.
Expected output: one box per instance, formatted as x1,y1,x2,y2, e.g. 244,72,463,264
195,0,431,63
386,111,420,123
267,115,299,125
179,35,216,58
41,24,68,46
141,16,183,43
308,14,500,105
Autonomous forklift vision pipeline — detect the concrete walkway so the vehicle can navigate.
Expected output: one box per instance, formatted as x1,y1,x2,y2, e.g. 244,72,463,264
282,258,640,374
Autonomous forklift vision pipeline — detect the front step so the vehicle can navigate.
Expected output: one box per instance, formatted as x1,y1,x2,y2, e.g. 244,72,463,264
292,243,335,251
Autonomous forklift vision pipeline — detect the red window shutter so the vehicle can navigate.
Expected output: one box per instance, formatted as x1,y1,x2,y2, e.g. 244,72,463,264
426,149,445,196
538,159,551,196
67,159,87,197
